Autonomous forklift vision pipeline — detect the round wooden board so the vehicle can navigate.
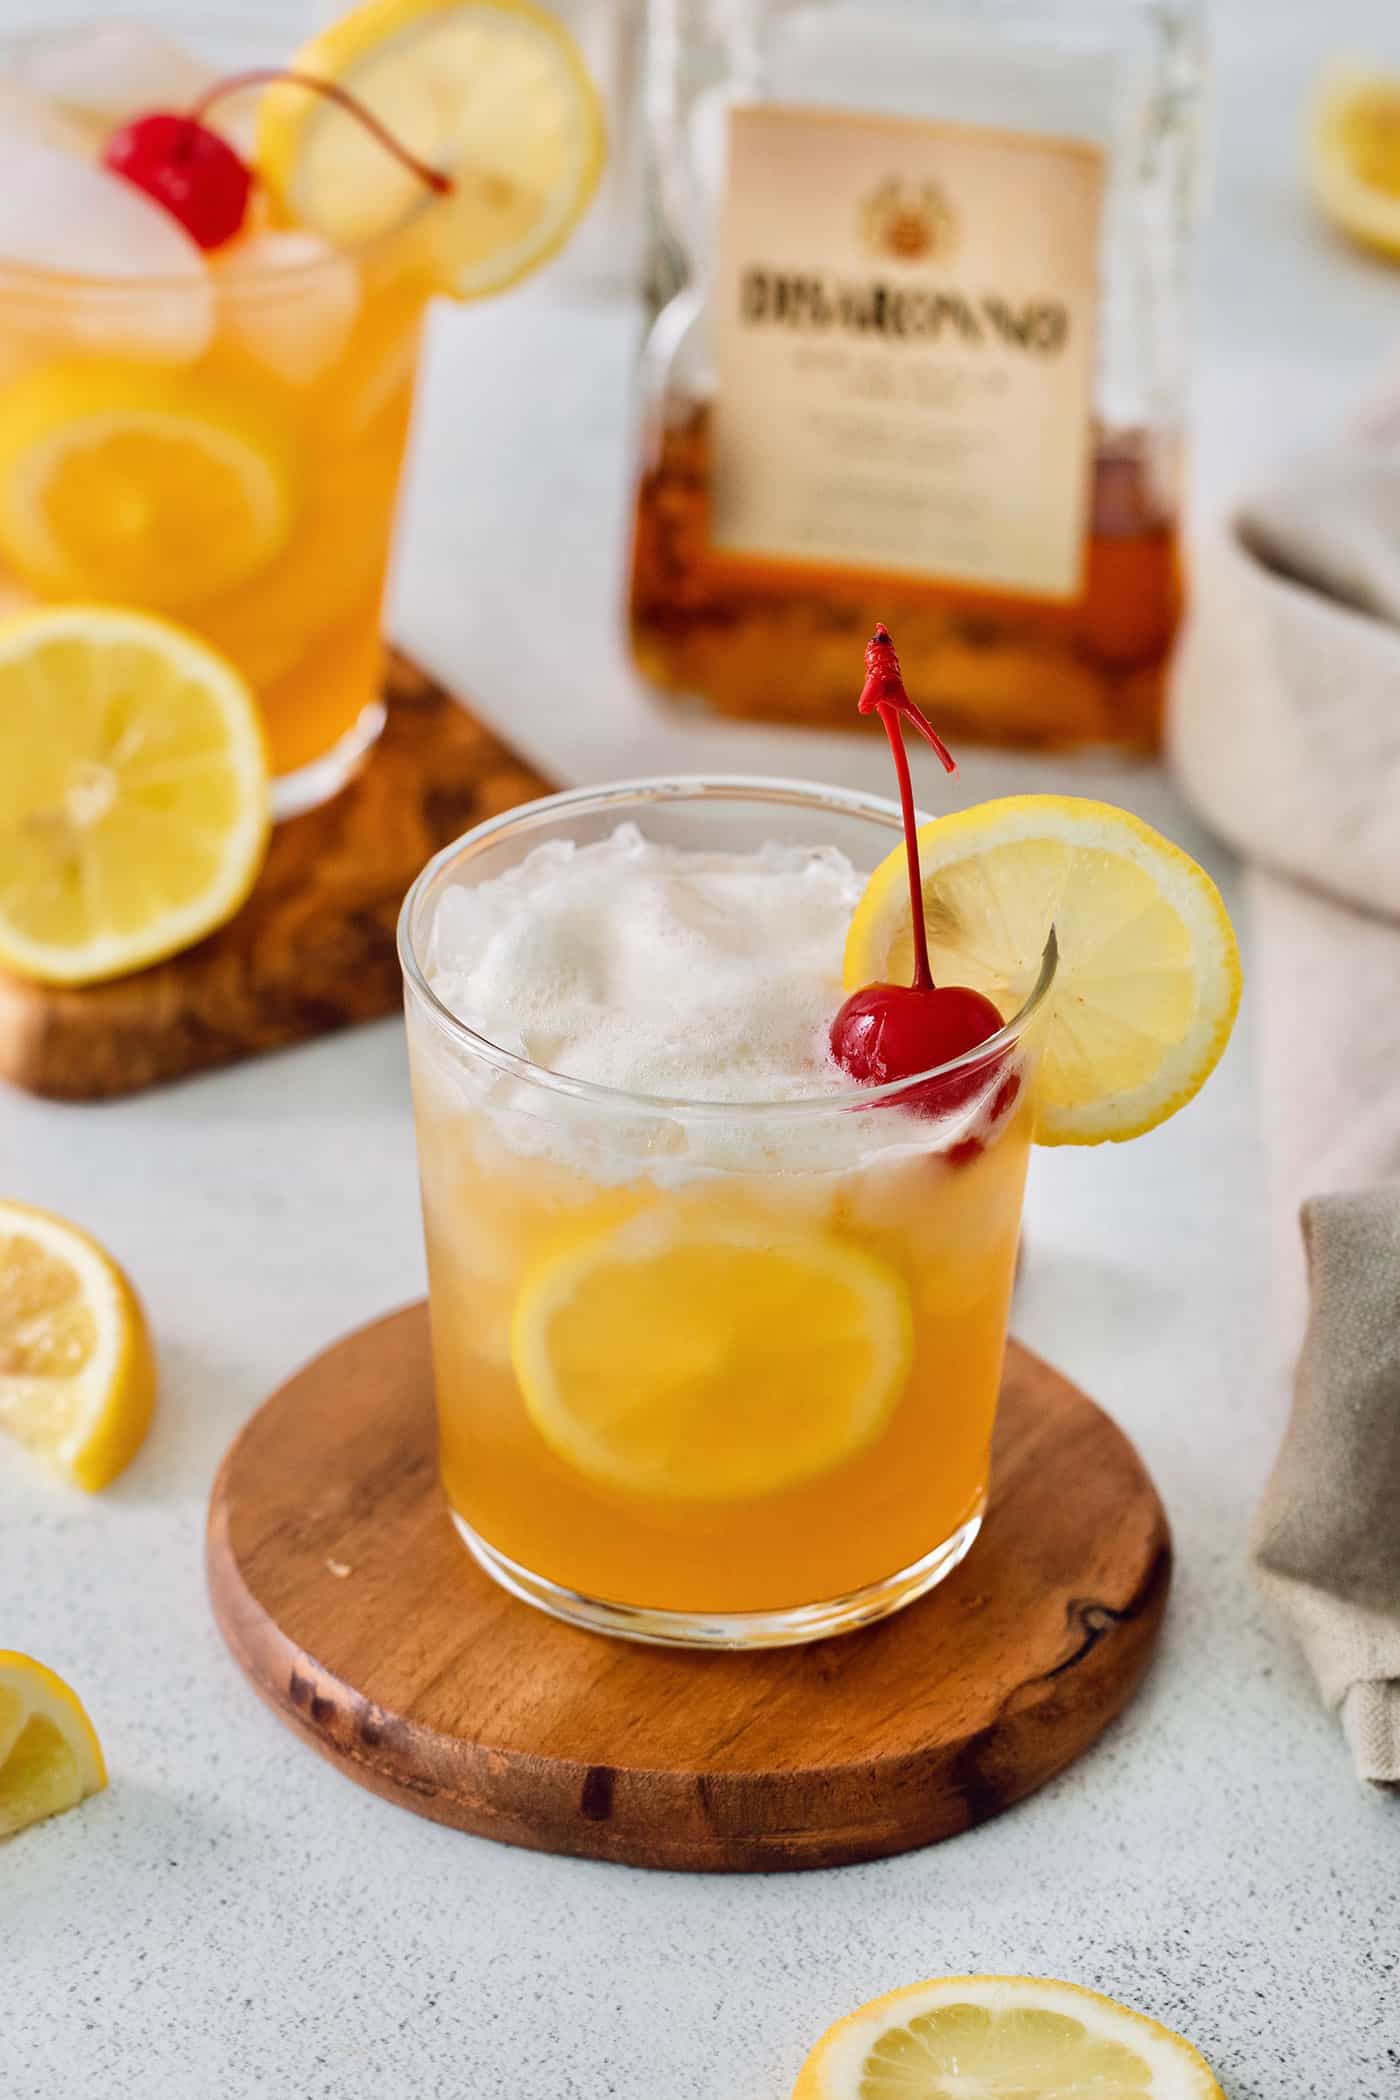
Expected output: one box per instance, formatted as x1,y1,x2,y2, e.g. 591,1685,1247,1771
207,1303,1170,1873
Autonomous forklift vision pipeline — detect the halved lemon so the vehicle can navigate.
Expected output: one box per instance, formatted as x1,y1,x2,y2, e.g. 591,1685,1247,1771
843,796,1240,1147
0,1652,106,1840
511,1215,912,1500
0,1200,155,1491
0,361,301,611
256,0,606,300
0,605,269,986
792,1976,1224,2100
1308,56,1400,261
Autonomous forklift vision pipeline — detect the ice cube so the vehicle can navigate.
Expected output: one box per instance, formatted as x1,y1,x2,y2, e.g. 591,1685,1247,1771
0,77,92,156
343,326,420,437
216,232,361,386
0,138,213,363
8,20,214,122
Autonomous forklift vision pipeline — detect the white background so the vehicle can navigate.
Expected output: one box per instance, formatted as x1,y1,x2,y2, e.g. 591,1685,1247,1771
3,4,1399,2097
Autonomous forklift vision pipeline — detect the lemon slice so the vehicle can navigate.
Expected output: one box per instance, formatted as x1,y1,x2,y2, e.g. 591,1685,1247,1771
1308,56,1400,261
257,0,606,300
0,1200,155,1491
843,796,1240,1147
0,360,301,611
792,1976,1225,2100
0,605,269,986
0,1652,106,1840
511,1216,912,1501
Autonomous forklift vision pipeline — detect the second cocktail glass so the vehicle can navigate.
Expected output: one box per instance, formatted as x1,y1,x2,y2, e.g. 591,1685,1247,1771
400,778,1056,1649
0,14,444,818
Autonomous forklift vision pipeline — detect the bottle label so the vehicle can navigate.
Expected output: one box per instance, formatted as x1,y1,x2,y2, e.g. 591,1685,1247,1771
710,105,1104,600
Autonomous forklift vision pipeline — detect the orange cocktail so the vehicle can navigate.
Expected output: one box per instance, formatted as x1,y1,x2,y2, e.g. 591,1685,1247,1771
400,779,1054,1647
0,5,603,816
0,249,428,802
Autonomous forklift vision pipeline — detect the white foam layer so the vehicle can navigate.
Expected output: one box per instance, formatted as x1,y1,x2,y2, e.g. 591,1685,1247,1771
427,824,864,1103
415,823,1018,1180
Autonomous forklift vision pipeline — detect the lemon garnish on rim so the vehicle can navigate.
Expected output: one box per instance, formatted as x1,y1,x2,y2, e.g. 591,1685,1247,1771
0,361,300,611
256,0,606,300
0,605,269,986
0,1200,155,1492
0,1652,107,1840
792,1976,1225,2100
511,1217,912,1501
843,795,1240,1147
1308,56,1400,261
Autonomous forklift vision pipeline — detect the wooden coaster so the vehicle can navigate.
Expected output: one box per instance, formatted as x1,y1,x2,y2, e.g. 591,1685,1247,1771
207,1303,1171,1873
0,650,551,1101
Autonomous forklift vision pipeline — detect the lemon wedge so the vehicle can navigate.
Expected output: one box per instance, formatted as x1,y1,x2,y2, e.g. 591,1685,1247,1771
511,1216,912,1500
256,0,606,300
0,360,300,610
0,604,269,986
0,1652,107,1840
843,796,1240,1147
792,1976,1225,2100
1308,56,1400,261
0,1200,154,1490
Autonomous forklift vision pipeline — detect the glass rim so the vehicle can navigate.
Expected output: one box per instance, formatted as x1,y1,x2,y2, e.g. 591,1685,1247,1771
0,10,447,299
397,774,1060,1121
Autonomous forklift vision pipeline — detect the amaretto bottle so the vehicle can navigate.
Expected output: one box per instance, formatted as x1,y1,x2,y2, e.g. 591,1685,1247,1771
627,0,1207,751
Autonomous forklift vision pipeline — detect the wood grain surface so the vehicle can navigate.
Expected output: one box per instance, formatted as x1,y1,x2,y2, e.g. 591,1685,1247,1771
0,650,551,1102
207,1303,1171,1873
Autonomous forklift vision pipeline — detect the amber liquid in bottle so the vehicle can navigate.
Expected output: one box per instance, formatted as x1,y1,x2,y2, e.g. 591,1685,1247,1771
628,399,1181,752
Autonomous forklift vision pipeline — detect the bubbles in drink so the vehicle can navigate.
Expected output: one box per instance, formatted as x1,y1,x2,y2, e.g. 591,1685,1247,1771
427,823,868,1105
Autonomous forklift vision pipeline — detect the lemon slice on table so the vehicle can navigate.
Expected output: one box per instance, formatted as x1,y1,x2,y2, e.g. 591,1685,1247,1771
0,605,269,986
0,1200,155,1491
843,796,1240,1147
792,1976,1225,2100
0,361,300,611
0,1652,107,1840
512,1217,912,1501
256,0,606,300
1308,56,1400,261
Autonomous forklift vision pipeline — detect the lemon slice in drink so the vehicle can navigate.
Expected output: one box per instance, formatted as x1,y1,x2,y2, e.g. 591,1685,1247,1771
0,605,269,986
256,0,606,300
0,361,300,611
0,1652,107,1840
0,1200,155,1491
843,796,1240,1147
792,1976,1225,2100
512,1217,912,1500
1308,56,1400,261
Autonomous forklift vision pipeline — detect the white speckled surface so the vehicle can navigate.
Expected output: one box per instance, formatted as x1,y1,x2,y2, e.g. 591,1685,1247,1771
4,3,1399,2095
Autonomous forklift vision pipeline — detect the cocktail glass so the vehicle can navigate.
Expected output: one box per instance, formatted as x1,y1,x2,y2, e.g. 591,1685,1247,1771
0,12,449,818
399,777,1057,1649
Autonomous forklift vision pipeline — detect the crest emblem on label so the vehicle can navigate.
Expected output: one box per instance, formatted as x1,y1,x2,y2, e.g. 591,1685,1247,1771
860,177,957,264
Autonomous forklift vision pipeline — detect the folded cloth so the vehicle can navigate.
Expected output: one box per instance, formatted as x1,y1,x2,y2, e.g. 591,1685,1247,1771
1252,1192,1400,1785
1170,415,1400,1785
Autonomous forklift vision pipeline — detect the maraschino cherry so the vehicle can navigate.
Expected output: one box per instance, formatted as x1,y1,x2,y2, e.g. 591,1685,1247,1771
103,69,453,253
830,625,1008,1120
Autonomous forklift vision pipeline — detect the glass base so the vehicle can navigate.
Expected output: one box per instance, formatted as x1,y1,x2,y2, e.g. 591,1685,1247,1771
270,700,387,822
449,1503,985,1650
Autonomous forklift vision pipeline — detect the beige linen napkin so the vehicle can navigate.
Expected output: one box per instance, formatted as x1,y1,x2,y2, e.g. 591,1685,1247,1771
1169,413,1400,1785
1252,1190,1400,1783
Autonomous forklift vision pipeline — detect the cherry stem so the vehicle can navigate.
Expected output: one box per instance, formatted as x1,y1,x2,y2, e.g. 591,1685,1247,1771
859,623,957,996
188,69,454,196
